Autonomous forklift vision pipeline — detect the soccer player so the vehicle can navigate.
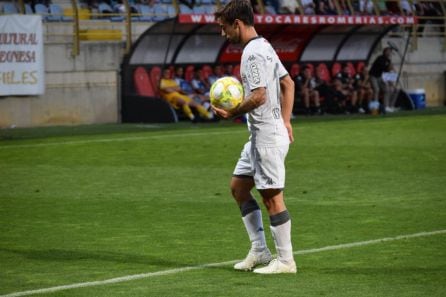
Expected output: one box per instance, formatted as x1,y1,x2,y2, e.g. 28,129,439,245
213,0,296,274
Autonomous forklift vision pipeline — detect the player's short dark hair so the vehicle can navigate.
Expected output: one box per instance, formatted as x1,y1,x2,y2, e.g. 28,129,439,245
214,0,254,26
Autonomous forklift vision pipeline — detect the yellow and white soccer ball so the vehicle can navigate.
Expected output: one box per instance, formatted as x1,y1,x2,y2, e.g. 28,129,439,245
210,76,244,111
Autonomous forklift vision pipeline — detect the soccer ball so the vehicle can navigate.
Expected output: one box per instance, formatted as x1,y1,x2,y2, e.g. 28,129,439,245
209,76,244,111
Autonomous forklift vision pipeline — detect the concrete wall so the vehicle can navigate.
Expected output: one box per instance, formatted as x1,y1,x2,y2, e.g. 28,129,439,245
0,41,123,128
375,36,446,107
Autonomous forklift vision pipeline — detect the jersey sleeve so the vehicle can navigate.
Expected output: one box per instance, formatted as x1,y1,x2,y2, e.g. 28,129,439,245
277,60,288,79
244,52,267,91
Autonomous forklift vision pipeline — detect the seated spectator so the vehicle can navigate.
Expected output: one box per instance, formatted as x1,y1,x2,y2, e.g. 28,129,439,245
207,65,224,85
264,0,280,14
415,1,444,33
114,0,138,14
353,66,374,113
173,66,211,108
159,68,213,122
294,65,322,115
191,68,211,108
301,0,316,15
315,68,346,114
358,0,374,15
400,0,415,15
224,64,234,77
337,0,352,15
251,0,261,14
315,0,336,15
278,0,299,14
335,64,359,112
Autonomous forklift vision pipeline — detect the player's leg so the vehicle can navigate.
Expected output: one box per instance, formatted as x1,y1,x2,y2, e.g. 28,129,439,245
232,143,271,271
189,100,213,120
254,188,296,274
251,146,296,274
173,94,195,120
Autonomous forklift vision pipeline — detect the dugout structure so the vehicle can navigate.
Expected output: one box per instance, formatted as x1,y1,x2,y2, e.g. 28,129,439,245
121,14,417,123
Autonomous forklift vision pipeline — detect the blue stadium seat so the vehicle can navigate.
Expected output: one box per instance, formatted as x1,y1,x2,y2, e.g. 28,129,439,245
25,3,33,14
98,2,124,21
166,5,176,18
34,4,49,20
152,3,167,21
48,4,73,21
203,4,215,14
3,3,19,14
179,4,193,14
193,5,206,14
138,4,154,21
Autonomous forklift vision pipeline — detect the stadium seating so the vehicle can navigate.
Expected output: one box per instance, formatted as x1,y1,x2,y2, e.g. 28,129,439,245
356,61,366,73
192,5,206,14
289,63,300,78
2,2,18,14
179,4,194,14
150,66,162,94
48,4,73,21
34,4,49,20
134,67,156,97
184,65,195,81
152,3,168,21
138,4,154,21
25,3,33,14
331,62,342,77
98,2,124,21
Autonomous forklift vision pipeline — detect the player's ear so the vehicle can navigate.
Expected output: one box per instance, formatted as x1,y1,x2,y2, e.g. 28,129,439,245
233,19,241,29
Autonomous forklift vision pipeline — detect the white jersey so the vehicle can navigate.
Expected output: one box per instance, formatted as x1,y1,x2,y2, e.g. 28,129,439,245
240,37,289,147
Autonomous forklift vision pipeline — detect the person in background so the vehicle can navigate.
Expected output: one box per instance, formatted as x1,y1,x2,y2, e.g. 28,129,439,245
294,65,322,115
191,68,212,109
369,47,395,113
301,0,316,14
315,0,336,15
354,66,374,113
335,64,359,113
173,66,204,104
159,68,213,122
208,64,224,85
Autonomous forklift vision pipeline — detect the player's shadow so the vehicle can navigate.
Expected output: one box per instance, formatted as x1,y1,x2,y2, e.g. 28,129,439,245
0,247,188,268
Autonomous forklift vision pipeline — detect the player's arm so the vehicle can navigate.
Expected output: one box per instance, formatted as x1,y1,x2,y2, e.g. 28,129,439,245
212,87,266,119
280,74,295,143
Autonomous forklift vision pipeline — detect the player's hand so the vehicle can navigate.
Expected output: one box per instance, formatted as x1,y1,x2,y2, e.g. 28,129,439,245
211,105,233,119
284,121,294,143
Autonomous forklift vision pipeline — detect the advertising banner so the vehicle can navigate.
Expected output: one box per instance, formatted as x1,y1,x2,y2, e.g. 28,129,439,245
0,15,45,96
178,14,417,26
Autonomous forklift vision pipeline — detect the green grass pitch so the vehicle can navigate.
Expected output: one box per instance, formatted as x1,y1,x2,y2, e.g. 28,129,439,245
0,111,445,297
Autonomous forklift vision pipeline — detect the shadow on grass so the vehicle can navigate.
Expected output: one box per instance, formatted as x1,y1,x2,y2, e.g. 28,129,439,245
0,247,190,268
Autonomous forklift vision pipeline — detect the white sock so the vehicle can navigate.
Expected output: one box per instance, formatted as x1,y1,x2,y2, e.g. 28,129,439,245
270,211,294,264
240,200,267,253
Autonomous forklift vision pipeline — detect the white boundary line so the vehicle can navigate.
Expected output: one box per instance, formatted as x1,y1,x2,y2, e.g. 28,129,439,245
1,229,445,297
0,130,247,150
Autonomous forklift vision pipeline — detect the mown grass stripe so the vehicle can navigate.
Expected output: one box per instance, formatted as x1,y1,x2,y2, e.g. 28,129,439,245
1,229,445,297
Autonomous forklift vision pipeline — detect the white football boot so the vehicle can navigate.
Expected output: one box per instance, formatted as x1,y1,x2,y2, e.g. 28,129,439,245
233,248,273,271
253,259,297,274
